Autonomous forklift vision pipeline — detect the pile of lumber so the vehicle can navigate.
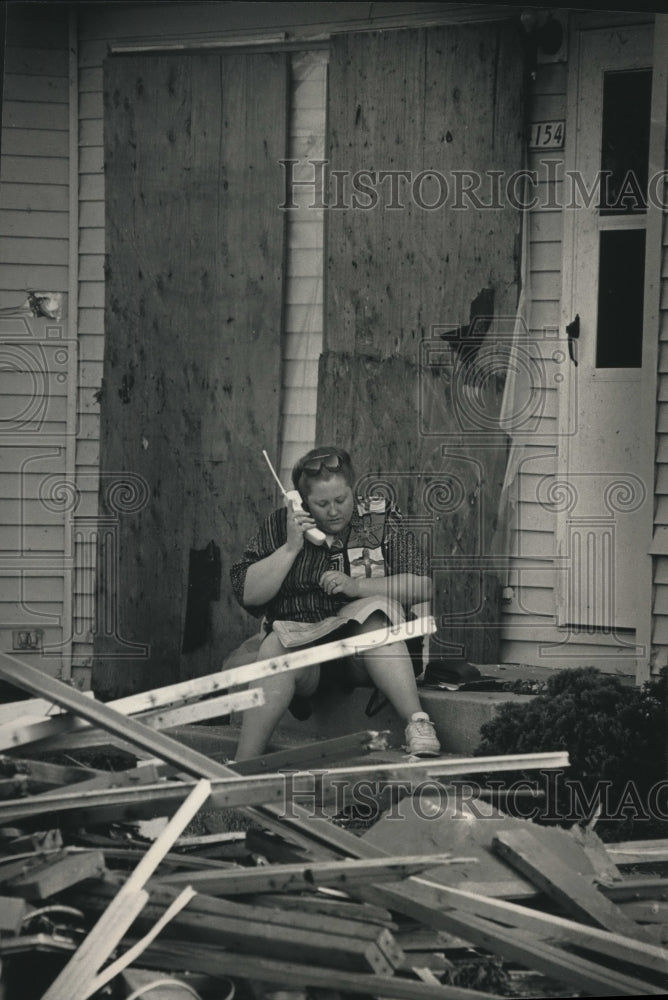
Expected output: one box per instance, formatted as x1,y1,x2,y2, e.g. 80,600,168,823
0,619,667,999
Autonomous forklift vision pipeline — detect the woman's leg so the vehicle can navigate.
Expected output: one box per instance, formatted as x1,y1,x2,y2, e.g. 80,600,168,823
347,612,440,756
347,612,422,722
235,632,320,761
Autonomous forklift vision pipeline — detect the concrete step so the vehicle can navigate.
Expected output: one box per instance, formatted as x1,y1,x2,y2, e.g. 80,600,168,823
274,684,535,755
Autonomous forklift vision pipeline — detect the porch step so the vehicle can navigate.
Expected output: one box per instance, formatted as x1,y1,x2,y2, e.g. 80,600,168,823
274,685,535,755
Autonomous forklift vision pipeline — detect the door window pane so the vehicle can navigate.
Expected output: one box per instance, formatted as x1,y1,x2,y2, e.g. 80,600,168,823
596,228,645,368
599,69,652,214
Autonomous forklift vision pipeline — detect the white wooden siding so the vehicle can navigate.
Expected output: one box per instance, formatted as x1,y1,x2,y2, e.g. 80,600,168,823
498,59,566,667
71,34,105,668
0,4,72,678
652,223,668,666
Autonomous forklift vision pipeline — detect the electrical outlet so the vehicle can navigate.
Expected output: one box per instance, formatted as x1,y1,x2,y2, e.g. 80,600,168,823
12,629,43,651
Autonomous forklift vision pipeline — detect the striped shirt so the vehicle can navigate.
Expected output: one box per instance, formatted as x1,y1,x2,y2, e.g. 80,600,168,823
230,500,430,627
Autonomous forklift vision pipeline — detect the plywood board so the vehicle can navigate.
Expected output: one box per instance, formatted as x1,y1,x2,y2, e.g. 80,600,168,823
320,23,524,661
96,50,288,694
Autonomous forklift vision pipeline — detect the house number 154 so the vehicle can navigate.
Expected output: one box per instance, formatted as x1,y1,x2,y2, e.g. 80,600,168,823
528,120,565,149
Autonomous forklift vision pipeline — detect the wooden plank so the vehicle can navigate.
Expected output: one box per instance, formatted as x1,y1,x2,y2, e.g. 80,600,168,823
70,883,398,977
493,827,650,939
373,877,668,980
152,853,472,895
137,936,608,1000
85,888,197,999
2,829,62,855
230,729,389,774
0,698,62,723
603,879,668,903
5,618,434,749
95,48,289,695
134,688,264,730
95,846,242,874
5,648,643,993
359,879,667,994
0,752,569,827
0,652,264,779
3,849,106,902
568,824,623,884
0,760,436,825
162,885,403,965
0,754,103,790
320,21,523,664
42,781,211,1000
248,893,396,929
0,687,263,750
606,839,668,865
620,900,668,924
241,781,668,991
32,762,161,801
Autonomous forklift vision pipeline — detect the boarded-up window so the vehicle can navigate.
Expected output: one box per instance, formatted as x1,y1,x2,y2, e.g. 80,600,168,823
95,52,288,695
319,24,525,661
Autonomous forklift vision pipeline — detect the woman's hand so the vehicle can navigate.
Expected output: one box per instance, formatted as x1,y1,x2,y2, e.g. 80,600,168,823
319,570,360,598
285,501,319,554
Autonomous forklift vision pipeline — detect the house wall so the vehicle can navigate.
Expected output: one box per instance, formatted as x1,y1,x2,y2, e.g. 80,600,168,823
500,11,667,678
1,2,665,682
0,1,73,680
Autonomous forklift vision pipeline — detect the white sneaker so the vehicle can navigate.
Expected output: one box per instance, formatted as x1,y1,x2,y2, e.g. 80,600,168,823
405,712,441,756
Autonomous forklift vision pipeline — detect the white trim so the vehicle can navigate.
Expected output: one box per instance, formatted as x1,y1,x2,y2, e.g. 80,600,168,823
109,33,288,54
63,6,80,683
640,13,668,682
554,17,580,628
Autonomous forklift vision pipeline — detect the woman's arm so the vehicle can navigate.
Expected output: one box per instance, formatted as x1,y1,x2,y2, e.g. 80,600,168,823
318,571,432,606
242,502,320,607
242,544,299,606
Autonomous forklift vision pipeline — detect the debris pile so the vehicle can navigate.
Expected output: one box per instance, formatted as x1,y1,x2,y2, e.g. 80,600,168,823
0,621,666,999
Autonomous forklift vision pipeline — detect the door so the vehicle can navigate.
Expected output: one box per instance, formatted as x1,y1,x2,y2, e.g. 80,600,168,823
559,24,654,632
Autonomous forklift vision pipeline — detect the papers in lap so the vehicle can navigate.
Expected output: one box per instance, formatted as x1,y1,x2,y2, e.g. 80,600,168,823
272,596,406,649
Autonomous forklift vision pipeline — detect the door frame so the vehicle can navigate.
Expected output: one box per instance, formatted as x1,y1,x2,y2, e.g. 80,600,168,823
557,13,667,682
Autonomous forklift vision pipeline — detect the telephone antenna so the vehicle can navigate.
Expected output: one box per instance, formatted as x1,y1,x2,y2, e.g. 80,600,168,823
262,449,287,496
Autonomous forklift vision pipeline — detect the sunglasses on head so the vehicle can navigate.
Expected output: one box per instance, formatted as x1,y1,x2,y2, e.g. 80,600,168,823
299,452,343,475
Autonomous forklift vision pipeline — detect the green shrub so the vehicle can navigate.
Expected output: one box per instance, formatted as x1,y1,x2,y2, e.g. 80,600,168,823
476,666,668,841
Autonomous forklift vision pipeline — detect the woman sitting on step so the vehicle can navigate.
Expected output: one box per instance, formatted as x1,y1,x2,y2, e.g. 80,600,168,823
229,446,441,761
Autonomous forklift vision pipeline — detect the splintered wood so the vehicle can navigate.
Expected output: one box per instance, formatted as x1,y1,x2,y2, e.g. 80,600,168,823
0,640,666,999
